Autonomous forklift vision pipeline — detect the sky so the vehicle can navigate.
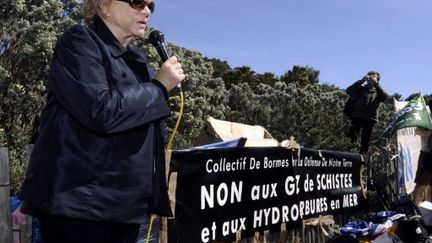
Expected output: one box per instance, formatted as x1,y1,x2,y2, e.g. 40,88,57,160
150,0,432,99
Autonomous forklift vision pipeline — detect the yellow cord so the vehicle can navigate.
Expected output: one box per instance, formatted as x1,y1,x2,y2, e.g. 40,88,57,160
146,87,184,243
166,87,185,153
145,214,156,243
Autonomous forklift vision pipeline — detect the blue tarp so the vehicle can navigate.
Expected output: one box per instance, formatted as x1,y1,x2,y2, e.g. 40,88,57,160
10,196,43,243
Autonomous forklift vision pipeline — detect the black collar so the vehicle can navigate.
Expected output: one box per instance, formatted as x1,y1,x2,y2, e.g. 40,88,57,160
89,15,127,58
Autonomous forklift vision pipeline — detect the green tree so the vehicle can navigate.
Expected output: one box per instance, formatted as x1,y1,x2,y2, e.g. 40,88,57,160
203,57,231,78
392,92,402,101
0,0,82,194
222,66,258,88
256,72,279,87
280,65,320,87
406,92,422,101
424,94,432,106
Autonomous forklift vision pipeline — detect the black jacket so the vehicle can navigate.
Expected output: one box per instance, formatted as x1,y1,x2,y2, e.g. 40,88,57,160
346,80,388,122
20,16,172,223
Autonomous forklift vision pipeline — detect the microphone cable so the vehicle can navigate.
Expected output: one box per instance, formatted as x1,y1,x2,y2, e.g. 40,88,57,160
146,85,184,243
166,85,185,158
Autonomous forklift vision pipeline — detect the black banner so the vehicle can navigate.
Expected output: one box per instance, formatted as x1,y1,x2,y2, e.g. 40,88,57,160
170,147,366,242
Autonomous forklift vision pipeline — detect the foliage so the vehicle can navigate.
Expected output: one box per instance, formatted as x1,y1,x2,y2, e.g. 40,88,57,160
406,92,422,101
280,65,320,87
227,80,357,151
393,92,403,101
222,66,258,88
203,57,231,78
0,0,82,194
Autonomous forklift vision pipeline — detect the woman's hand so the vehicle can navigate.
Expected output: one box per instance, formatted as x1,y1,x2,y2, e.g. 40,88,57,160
154,56,185,92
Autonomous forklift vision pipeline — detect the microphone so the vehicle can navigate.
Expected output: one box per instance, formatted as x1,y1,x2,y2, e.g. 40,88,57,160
149,30,170,62
149,30,181,88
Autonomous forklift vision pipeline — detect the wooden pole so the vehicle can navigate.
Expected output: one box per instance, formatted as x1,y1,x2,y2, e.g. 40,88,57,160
0,147,12,243
19,145,35,243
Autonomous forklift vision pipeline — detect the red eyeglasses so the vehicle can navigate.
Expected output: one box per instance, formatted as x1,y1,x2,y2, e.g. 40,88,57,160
116,0,155,13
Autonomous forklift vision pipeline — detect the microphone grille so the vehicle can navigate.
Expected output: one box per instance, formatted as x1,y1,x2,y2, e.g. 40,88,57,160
149,30,165,46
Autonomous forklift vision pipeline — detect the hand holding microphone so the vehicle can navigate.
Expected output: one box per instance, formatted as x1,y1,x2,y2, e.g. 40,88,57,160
154,56,184,92
149,30,185,91
149,31,185,155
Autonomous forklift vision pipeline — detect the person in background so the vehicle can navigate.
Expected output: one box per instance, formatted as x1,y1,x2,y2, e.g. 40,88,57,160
19,0,185,242
412,101,432,205
346,71,388,154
